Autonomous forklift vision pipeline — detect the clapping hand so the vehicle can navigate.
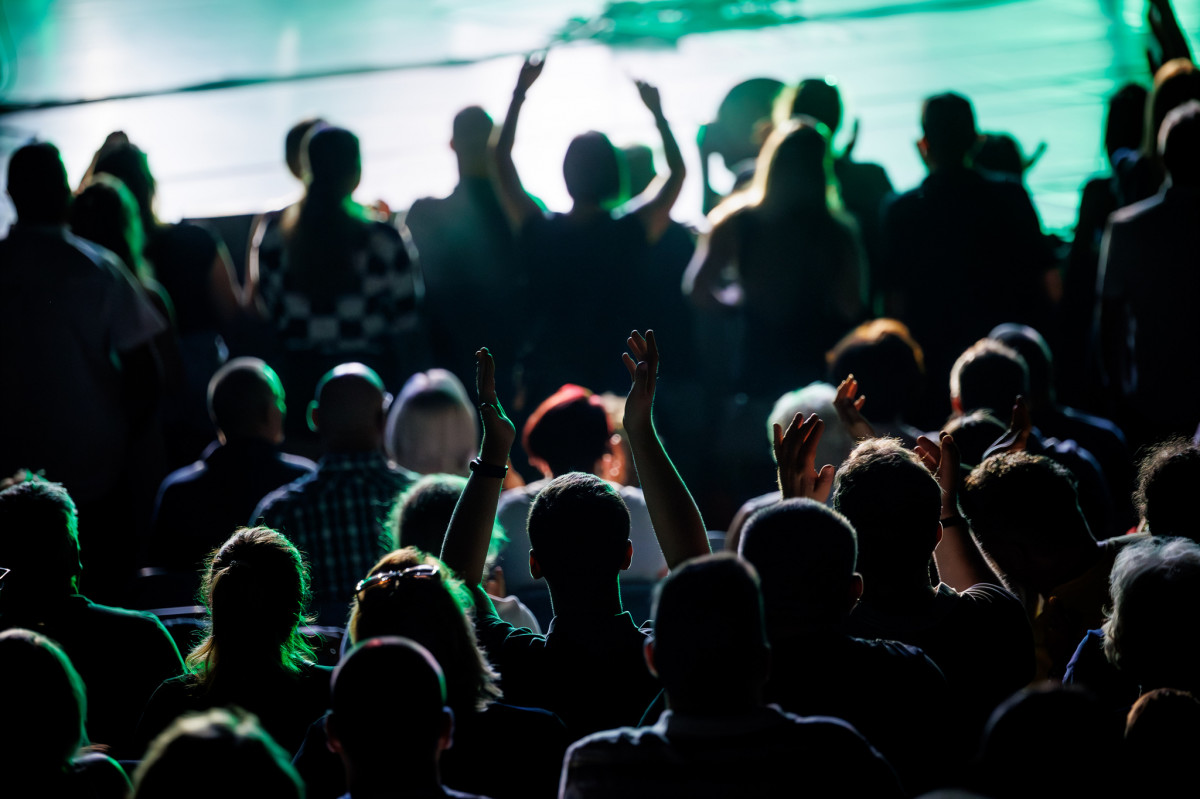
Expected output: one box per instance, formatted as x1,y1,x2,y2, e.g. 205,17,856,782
834,374,876,440
915,432,962,518
773,412,836,503
982,396,1033,461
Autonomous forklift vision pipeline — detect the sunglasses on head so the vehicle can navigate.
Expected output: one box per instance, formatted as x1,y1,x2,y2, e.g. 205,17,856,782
354,564,439,601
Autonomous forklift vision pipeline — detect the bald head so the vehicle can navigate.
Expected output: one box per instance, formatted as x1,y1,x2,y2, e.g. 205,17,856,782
309,363,387,452
208,357,286,444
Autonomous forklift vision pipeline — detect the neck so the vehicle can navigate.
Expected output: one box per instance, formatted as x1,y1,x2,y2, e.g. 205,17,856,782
859,574,938,611
568,201,607,219
346,761,443,798
549,579,624,618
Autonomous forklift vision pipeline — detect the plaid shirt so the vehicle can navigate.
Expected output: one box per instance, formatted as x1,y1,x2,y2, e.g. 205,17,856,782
253,452,415,615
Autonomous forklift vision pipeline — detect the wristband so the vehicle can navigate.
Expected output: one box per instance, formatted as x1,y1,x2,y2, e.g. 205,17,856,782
470,458,508,479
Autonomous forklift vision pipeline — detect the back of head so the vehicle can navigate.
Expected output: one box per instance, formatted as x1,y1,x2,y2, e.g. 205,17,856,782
739,499,857,632
94,142,156,231
523,384,611,476
974,133,1027,178
0,629,87,773
1135,437,1200,540
921,92,978,166
69,174,146,275
330,636,448,763
452,106,494,168
755,117,832,211
208,357,286,444
284,117,325,181
1105,83,1149,163
311,363,387,450
1159,99,1200,186
767,383,854,469
788,77,842,134
563,131,624,206
1103,536,1200,692
710,77,785,165
831,439,941,581
941,410,1007,469
391,474,468,558
133,708,301,799
349,548,498,713
7,142,71,226
304,125,361,197
527,472,630,587
988,324,1053,407
385,369,477,476
1146,58,1200,156
651,553,768,711
950,338,1029,417
826,318,925,422
1124,688,1200,772
0,478,82,602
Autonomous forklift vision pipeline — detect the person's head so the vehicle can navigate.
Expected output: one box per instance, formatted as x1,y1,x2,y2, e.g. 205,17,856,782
523,384,612,477
563,131,625,208
1104,536,1200,692
308,362,389,453
69,173,149,279
949,338,1029,417
0,629,88,774
941,410,1007,470
960,453,1095,594
0,478,82,602
94,140,157,233
648,553,769,714
752,116,834,211
327,637,453,780
348,547,500,714
132,708,302,799
284,117,325,181
526,472,632,594
787,77,842,135
826,319,926,423
831,438,942,587
1144,58,1200,158
1105,83,1149,165
707,77,785,168
739,499,861,634
188,527,314,684
1124,688,1200,775
451,106,494,178
388,474,508,575
207,357,287,446
385,369,477,476
987,324,1054,408
767,383,854,469
1135,437,1200,540
973,133,1038,178
6,142,71,226
1159,99,1200,186
920,92,979,169
304,125,361,198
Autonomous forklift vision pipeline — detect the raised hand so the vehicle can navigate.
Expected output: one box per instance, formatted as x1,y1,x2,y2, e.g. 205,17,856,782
475,348,516,465
773,412,836,503
516,53,545,93
622,330,659,436
983,396,1033,461
635,79,664,119
834,374,876,440
915,432,962,518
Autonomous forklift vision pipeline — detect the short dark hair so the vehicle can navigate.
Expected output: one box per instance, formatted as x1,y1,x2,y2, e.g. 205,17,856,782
0,479,82,597
563,131,624,205
831,439,941,577
988,324,1054,406
0,629,88,773
1161,99,1200,186
391,474,468,558
1135,437,1200,540
7,142,71,225
826,319,925,421
941,410,1007,469
523,385,611,475
527,473,630,585
739,499,857,629
207,358,284,440
959,452,1081,554
789,78,842,134
921,92,978,164
304,126,360,192
950,338,1029,416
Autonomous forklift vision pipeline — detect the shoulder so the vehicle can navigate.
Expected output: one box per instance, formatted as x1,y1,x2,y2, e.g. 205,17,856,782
158,460,208,494
68,752,130,799
1108,193,1164,227
278,452,319,475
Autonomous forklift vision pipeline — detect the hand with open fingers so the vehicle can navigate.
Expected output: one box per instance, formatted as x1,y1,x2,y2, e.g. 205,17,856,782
916,432,962,516
516,54,545,93
834,374,876,440
983,396,1033,460
773,412,836,502
475,348,516,463
636,80,664,118
622,330,659,435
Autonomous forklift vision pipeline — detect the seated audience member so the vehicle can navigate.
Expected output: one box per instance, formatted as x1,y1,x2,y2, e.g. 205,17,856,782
0,629,130,799
959,453,1148,680
881,92,1053,426
739,498,952,793
132,708,303,799
826,319,927,444
1102,536,1200,694
832,438,1034,736
0,141,166,602
151,357,316,576
136,527,331,756
0,479,183,757
440,336,711,736
294,549,568,799
1133,437,1200,539
1123,688,1200,794
561,553,903,799
495,384,666,599
684,118,867,399
254,363,415,622
972,684,1119,799
385,369,478,477
492,55,686,397
697,77,784,213
391,475,540,632
1099,99,1200,447
404,106,521,392
326,637,492,799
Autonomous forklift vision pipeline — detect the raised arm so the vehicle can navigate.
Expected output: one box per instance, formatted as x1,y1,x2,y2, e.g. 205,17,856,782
440,348,517,585
632,80,687,244
621,330,710,569
490,55,546,232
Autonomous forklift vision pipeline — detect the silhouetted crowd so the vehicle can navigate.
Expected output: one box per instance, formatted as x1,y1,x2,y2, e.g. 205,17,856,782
4,3,1200,796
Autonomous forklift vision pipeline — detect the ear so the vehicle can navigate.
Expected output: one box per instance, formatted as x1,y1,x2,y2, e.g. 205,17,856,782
620,540,633,571
848,572,864,611
450,137,458,153
529,550,543,581
917,137,931,165
643,637,658,678
307,401,320,433
324,714,343,754
437,707,454,753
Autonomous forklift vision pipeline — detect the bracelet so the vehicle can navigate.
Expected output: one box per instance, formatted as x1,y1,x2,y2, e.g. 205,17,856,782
470,458,508,479
940,515,967,528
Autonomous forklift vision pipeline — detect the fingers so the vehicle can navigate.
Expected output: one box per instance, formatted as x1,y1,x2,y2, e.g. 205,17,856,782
475,347,497,404
622,352,638,381
914,434,941,474
815,463,836,502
